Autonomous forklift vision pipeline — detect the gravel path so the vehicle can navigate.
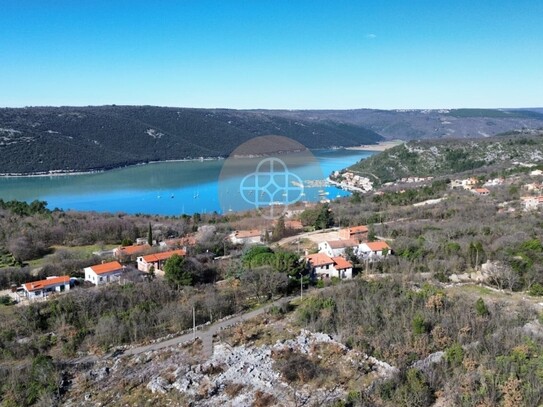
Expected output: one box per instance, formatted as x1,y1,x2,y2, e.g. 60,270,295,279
71,295,295,364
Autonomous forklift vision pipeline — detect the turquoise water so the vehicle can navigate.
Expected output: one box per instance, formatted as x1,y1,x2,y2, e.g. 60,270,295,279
0,149,373,215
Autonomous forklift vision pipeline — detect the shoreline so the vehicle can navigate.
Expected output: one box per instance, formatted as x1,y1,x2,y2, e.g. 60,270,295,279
345,140,404,152
0,156,225,178
0,142,383,178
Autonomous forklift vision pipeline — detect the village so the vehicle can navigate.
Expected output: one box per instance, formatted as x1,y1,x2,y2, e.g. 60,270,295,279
6,216,393,304
8,161,543,304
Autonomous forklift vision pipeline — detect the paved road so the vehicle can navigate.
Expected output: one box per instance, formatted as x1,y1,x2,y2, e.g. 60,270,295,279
72,295,295,364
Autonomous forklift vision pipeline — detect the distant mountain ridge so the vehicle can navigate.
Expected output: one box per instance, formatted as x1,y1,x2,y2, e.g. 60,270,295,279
2,105,543,175
0,106,382,174
248,108,543,140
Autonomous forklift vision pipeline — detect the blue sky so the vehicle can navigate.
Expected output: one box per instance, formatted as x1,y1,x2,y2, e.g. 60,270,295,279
1,0,542,109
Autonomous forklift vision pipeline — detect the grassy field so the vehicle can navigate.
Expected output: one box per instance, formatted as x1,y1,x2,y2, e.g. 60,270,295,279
25,244,117,269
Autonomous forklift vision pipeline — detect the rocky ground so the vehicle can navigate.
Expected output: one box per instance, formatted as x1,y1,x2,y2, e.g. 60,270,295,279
62,315,397,407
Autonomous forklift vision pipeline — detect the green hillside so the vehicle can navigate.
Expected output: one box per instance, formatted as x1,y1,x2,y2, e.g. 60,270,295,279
0,106,383,174
349,134,543,183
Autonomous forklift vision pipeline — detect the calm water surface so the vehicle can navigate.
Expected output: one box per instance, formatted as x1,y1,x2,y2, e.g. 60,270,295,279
0,149,373,215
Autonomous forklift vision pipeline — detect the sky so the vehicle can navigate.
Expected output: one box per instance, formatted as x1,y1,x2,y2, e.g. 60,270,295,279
0,0,542,109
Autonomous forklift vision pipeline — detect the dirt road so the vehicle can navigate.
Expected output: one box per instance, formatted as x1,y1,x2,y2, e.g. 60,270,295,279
72,295,295,364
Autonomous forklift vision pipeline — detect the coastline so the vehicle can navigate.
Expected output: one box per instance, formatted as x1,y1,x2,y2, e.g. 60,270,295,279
346,140,403,152
0,156,225,178
0,141,383,178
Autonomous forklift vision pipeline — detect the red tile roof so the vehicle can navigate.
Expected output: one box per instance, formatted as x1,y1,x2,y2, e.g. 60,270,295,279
305,253,334,267
141,249,186,263
23,276,70,292
89,261,124,275
364,241,391,251
285,220,303,230
331,257,353,270
234,230,261,239
117,244,151,256
347,225,368,233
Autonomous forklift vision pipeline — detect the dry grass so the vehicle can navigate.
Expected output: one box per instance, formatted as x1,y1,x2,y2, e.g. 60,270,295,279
252,390,277,407
224,382,245,398
218,316,296,347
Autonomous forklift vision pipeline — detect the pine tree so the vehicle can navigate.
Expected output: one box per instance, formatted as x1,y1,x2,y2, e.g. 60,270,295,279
147,223,153,246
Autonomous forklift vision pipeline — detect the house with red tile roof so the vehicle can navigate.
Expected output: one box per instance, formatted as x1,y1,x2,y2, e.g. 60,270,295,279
358,241,392,261
229,229,262,245
114,244,152,258
84,261,124,285
137,249,186,274
22,276,71,300
318,239,359,257
159,236,196,250
305,253,353,280
472,188,490,196
339,225,369,242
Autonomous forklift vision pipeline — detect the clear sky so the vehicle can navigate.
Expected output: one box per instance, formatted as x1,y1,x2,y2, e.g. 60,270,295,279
1,0,542,109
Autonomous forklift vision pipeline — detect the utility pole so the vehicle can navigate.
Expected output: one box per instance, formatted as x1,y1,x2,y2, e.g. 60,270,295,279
192,306,196,340
300,273,303,300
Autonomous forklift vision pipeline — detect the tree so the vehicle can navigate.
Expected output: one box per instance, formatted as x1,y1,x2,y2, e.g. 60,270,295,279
486,261,517,291
300,207,320,228
147,223,153,246
272,216,286,241
344,246,358,264
315,203,334,230
121,237,133,246
367,224,377,242
475,297,490,317
468,241,485,270
350,192,362,204
163,254,192,288
240,266,288,300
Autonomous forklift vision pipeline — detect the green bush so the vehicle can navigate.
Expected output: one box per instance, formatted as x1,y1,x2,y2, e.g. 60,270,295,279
528,283,543,296
445,342,464,367
0,295,14,306
475,297,490,317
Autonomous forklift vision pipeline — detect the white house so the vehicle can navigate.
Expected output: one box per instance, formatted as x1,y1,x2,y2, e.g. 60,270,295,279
229,229,262,245
358,241,392,261
472,188,490,196
137,249,186,274
305,253,353,280
318,239,359,257
522,196,543,211
22,276,70,300
84,261,124,285
330,256,353,279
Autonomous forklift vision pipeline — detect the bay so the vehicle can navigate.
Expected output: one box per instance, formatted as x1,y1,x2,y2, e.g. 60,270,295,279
0,149,373,215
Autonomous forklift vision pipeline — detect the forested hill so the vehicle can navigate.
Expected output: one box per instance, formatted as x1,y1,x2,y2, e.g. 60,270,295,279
0,106,383,174
349,133,543,183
